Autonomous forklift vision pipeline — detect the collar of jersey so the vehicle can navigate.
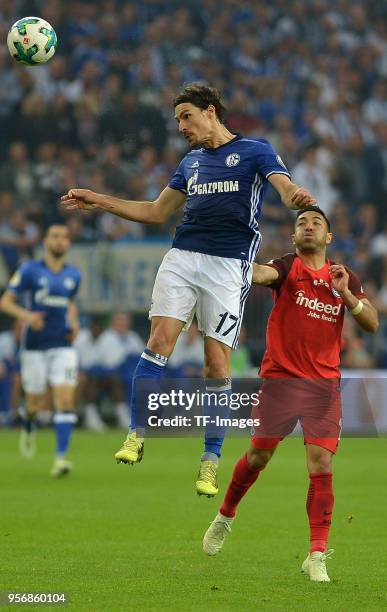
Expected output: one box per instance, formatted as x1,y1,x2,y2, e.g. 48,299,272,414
295,253,330,274
202,133,241,152
40,259,67,274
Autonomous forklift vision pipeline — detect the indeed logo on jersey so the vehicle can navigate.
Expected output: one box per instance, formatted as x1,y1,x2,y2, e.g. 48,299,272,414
295,290,341,322
187,168,239,196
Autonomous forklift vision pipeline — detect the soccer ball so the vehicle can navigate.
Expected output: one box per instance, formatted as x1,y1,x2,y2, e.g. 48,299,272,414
7,16,57,66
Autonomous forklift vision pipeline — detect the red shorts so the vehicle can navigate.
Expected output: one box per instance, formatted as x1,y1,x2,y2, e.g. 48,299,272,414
251,378,342,454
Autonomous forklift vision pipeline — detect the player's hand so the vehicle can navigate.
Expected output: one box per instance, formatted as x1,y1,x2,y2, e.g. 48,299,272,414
291,187,316,208
329,264,349,295
66,322,80,343
26,311,45,331
61,189,103,211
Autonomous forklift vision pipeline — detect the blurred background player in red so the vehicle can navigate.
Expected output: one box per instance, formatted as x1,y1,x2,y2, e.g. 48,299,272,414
203,206,378,582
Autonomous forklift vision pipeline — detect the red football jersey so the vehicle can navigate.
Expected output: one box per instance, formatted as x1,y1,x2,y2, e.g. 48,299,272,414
259,253,366,378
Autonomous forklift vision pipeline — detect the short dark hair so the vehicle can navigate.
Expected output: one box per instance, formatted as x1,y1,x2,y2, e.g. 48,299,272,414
173,83,227,123
44,224,68,237
295,206,331,231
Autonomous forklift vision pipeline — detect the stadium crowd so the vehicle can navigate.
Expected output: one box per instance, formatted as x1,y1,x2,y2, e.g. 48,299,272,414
0,0,387,423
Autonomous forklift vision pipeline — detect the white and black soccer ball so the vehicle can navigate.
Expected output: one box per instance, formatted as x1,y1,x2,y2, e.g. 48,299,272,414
7,16,57,66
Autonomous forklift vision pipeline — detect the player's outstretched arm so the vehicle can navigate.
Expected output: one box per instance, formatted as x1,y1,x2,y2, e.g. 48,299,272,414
268,174,316,210
0,291,45,330
329,264,379,333
61,186,186,225
252,264,279,286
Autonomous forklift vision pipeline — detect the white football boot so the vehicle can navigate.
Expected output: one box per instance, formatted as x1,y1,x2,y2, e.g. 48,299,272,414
301,549,334,582
203,512,234,555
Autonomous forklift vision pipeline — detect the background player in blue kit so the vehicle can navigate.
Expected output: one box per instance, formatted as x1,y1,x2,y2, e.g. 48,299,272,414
0,225,81,478
61,83,315,496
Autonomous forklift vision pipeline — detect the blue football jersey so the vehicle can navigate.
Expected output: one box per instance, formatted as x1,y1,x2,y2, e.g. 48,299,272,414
7,260,81,350
169,136,290,261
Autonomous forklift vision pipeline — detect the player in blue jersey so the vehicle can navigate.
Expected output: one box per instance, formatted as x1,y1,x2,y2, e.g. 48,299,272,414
61,83,316,496
0,225,81,478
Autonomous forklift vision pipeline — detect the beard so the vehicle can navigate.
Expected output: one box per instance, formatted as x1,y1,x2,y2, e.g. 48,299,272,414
299,243,317,252
49,248,66,259
296,236,322,252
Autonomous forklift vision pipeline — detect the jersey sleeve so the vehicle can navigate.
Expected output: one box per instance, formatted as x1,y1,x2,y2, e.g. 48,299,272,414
263,253,296,289
7,262,32,294
347,268,367,300
254,139,291,179
169,157,187,194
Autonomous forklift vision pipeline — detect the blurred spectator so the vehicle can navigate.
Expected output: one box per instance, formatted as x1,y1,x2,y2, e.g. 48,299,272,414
0,324,17,424
330,213,357,261
66,215,97,244
75,312,144,429
0,143,38,206
363,79,387,125
333,133,385,207
34,142,61,201
168,321,204,377
370,221,387,257
98,144,129,193
98,210,144,241
292,142,338,215
0,210,40,273
96,311,143,426
74,317,106,431
341,316,375,369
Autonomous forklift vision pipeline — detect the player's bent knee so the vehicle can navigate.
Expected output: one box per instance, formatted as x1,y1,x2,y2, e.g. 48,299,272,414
204,354,229,379
307,448,332,473
148,332,175,357
247,446,274,469
26,394,46,414
58,400,75,412
205,365,229,379
53,386,76,411
204,349,231,378
309,458,332,474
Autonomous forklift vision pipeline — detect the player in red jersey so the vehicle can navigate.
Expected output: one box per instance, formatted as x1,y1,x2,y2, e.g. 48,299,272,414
203,206,379,582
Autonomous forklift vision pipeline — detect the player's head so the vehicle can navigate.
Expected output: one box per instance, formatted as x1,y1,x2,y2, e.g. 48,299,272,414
43,224,71,258
173,83,227,147
292,206,332,253
110,311,131,334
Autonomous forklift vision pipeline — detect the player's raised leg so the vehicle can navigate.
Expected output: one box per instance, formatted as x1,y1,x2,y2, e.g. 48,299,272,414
301,442,335,582
203,441,276,554
115,316,184,465
196,338,232,497
196,255,252,497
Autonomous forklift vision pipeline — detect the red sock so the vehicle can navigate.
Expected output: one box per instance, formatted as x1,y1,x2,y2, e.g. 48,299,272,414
220,453,263,518
306,472,334,553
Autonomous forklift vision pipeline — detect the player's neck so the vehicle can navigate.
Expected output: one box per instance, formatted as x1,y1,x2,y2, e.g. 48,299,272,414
204,125,236,149
44,254,65,272
296,250,327,270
